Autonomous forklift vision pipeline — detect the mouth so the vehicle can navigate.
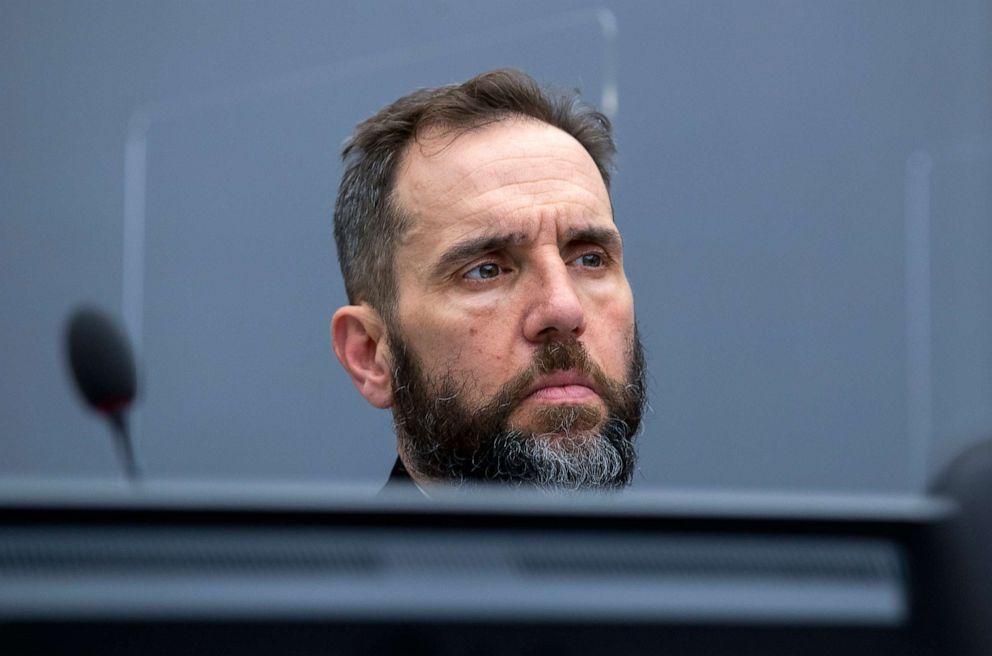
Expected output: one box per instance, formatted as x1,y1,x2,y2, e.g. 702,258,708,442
523,369,600,404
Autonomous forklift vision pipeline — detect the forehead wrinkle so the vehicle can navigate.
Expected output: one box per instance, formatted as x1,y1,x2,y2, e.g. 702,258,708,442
445,172,609,220
460,163,609,207
436,152,597,201
397,122,607,217
403,181,607,251
408,125,601,192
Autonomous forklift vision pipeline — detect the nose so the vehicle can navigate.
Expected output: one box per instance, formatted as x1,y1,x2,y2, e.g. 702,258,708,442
522,260,586,342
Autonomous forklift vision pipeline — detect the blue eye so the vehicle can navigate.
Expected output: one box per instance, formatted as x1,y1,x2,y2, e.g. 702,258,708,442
577,253,604,267
465,262,502,280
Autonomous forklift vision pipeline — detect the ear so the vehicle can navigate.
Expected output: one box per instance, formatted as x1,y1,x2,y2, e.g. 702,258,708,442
331,304,393,409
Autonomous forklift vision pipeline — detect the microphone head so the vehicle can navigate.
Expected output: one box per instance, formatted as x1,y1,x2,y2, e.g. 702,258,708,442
65,306,137,416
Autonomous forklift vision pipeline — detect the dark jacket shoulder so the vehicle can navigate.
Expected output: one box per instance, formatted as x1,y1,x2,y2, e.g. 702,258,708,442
378,457,425,497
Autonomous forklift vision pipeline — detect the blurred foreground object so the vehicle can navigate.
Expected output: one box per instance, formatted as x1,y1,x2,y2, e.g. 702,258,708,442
65,306,141,482
0,480,973,655
930,439,992,656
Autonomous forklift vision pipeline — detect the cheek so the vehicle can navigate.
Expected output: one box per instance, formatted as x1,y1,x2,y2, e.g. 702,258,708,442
589,293,636,375
403,307,514,378
416,294,517,353
447,324,523,397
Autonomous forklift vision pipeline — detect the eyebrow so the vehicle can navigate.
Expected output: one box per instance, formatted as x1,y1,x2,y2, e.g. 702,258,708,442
563,226,623,254
432,226,623,278
433,232,528,277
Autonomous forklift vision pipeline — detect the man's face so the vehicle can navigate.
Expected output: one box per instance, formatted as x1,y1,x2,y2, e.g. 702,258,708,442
388,118,642,487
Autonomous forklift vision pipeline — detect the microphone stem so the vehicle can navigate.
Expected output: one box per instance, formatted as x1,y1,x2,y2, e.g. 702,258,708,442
108,412,141,484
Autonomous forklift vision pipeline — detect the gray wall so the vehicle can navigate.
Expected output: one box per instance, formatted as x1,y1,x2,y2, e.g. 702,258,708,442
3,1,991,492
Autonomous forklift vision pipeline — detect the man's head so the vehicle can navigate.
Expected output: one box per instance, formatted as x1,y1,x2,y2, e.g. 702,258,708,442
331,69,645,489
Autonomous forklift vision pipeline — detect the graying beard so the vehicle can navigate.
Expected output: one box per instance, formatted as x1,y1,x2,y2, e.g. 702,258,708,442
402,409,635,490
490,421,631,490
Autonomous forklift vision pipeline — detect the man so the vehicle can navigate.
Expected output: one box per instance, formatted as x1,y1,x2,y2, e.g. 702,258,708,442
330,69,646,491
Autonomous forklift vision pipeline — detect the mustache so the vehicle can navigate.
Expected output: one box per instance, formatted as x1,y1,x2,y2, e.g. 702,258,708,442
487,337,611,413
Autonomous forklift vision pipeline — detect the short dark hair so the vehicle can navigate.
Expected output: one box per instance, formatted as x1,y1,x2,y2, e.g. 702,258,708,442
333,68,616,317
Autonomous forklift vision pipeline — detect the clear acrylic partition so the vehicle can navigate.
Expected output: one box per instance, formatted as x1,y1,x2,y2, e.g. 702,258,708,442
917,139,992,485
122,10,992,493
632,140,992,495
124,11,616,485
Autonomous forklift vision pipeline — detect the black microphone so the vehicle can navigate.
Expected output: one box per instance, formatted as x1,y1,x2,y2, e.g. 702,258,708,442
65,306,141,483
